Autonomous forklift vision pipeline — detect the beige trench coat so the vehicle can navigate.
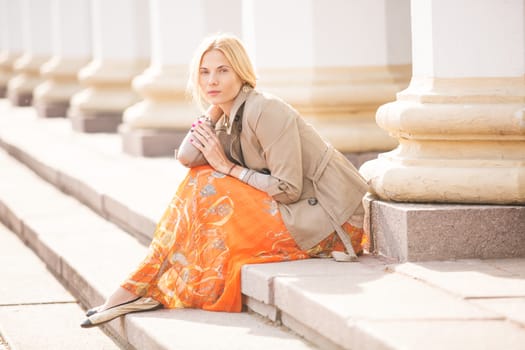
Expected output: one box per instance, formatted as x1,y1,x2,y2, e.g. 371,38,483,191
177,87,369,257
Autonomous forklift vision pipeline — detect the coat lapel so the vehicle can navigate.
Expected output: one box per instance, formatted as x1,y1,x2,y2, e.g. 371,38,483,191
225,86,252,135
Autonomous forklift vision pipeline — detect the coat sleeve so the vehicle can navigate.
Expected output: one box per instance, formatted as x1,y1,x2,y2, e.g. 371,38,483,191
243,99,303,204
176,126,209,168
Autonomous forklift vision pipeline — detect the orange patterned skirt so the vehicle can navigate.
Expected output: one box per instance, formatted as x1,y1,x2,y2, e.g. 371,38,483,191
121,165,364,312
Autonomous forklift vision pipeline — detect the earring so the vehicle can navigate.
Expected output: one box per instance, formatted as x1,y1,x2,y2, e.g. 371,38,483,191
242,84,251,93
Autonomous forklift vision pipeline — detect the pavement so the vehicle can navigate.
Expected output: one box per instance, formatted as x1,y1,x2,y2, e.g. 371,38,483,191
0,222,120,350
0,99,524,350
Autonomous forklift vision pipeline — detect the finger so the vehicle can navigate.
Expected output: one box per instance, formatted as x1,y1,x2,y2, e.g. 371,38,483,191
194,123,214,141
192,124,209,140
190,137,205,151
195,121,212,133
190,125,208,145
190,138,210,154
192,131,208,147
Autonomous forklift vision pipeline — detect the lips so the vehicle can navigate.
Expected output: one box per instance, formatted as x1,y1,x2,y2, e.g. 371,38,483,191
207,90,220,96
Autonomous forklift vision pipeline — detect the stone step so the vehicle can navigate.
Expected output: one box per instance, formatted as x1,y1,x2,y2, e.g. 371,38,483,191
0,103,182,247
2,101,525,349
0,222,120,350
0,148,316,349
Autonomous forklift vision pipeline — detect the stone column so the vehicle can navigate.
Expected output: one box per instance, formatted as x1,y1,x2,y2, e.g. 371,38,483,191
0,0,4,97
121,0,242,156
33,0,92,118
0,0,23,98
7,0,52,106
68,0,150,132
360,0,525,261
243,0,411,166
0,0,9,97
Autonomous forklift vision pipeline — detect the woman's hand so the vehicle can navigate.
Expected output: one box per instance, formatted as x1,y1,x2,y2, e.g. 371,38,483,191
190,120,235,174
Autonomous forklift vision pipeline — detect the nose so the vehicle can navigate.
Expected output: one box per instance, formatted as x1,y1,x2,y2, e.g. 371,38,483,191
208,71,218,85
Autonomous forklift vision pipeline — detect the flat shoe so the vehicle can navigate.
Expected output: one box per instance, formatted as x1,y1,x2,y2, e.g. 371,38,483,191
85,298,141,317
80,297,161,328
85,307,99,317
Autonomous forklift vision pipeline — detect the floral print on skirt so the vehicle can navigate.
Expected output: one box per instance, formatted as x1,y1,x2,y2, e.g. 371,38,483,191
121,165,364,312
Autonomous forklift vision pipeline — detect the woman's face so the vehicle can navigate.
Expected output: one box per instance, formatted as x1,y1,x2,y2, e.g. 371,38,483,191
199,49,243,115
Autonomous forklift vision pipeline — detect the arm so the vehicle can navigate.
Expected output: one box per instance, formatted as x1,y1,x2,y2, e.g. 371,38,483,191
176,121,209,168
232,100,303,204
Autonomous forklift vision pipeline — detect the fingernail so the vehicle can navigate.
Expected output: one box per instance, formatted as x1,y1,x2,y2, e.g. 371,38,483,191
190,139,193,142
190,130,194,133
191,123,195,127
198,120,202,124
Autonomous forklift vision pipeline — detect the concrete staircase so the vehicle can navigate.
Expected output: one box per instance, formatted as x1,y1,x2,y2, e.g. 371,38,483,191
1,101,524,350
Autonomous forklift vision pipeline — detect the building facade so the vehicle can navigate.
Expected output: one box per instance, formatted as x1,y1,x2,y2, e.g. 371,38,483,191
0,0,523,261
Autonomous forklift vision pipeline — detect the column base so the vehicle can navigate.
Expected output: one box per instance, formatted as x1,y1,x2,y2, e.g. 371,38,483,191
368,198,525,262
344,151,379,169
69,111,123,133
7,89,33,106
307,117,398,154
120,126,187,157
34,100,69,118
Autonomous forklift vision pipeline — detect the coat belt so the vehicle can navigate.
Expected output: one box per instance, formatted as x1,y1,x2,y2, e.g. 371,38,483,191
310,145,358,262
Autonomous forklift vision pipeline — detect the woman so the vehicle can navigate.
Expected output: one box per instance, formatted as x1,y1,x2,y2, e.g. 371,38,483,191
80,33,368,328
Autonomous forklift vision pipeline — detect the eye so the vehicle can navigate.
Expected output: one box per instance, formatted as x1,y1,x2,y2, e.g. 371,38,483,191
199,69,209,75
219,68,229,73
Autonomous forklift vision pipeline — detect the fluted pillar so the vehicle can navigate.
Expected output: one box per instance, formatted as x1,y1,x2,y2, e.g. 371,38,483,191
7,0,52,106
68,0,150,132
243,0,411,166
360,0,525,261
0,0,23,98
33,0,92,118
0,0,9,97
121,0,242,156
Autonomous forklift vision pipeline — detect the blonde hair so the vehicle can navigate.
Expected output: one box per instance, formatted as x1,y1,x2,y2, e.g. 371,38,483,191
187,33,257,111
